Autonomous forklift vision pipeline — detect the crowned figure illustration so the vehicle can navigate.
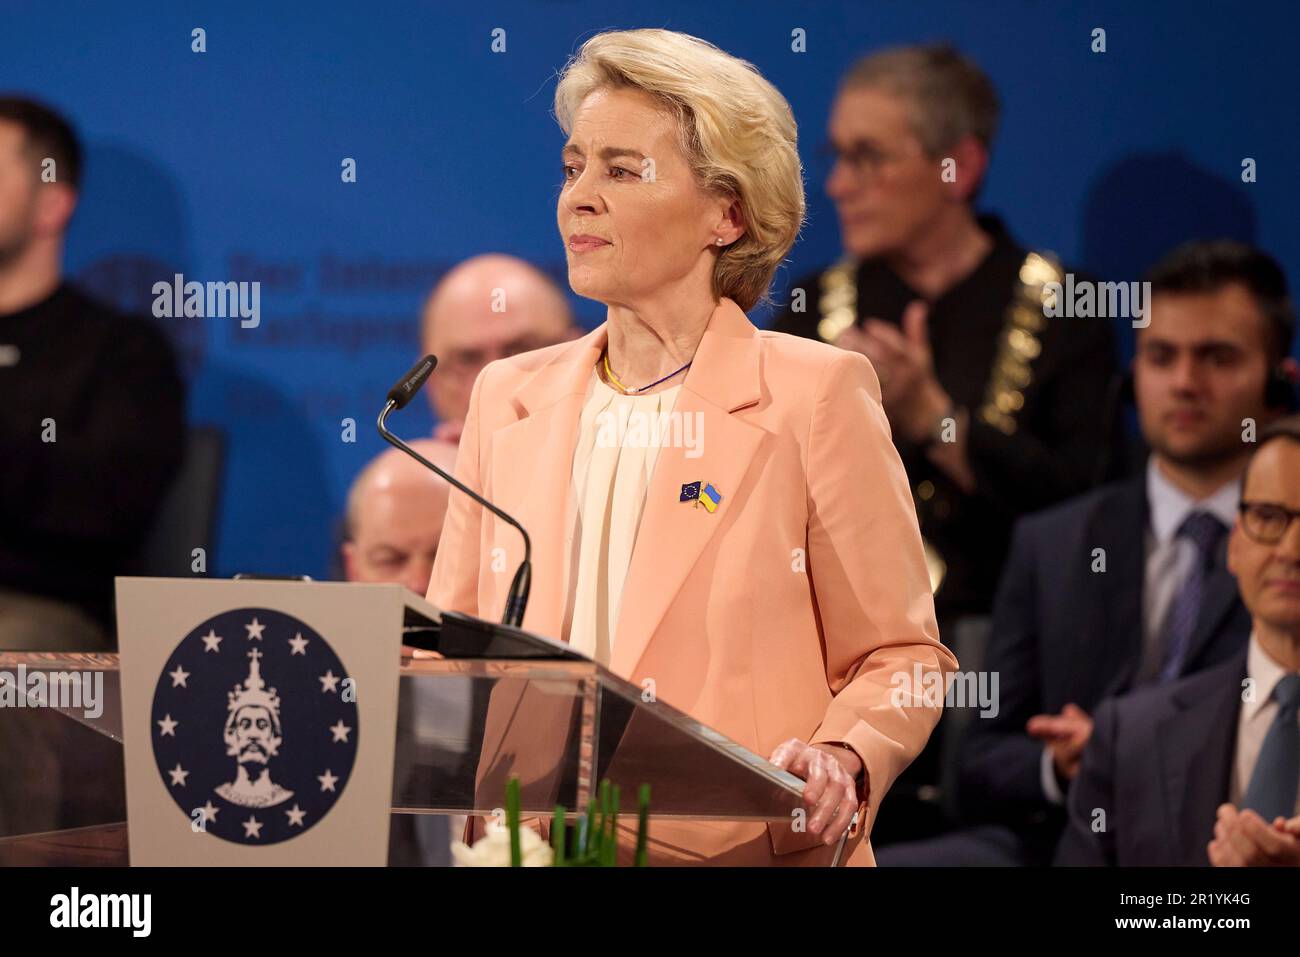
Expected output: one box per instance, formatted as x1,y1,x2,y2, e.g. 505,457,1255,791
216,648,294,808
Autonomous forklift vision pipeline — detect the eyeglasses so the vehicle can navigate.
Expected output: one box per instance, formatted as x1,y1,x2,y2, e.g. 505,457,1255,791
817,139,925,179
1238,500,1300,544
441,338,552,376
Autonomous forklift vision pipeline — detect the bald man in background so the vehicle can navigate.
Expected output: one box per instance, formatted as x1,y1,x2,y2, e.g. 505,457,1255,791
421,253,576,444
341,439,456,596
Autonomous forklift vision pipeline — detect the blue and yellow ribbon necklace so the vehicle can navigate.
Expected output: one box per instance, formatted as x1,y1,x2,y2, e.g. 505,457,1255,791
601,349,691,395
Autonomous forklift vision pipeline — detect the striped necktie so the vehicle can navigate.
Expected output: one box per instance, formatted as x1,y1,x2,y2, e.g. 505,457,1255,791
1156,510,1227,683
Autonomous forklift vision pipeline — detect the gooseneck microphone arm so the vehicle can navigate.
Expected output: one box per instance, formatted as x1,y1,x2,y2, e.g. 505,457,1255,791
376,356,532,628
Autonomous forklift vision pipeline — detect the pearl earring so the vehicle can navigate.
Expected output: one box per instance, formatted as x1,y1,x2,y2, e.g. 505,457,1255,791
715,237,725,246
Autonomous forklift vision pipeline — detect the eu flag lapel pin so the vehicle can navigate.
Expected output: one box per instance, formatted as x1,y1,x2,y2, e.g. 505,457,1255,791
680,480,722,513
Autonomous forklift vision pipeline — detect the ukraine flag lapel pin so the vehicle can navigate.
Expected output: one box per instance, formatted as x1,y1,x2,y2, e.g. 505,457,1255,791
699,482,723,513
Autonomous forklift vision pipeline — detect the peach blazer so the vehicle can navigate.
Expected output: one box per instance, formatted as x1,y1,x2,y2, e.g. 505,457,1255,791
427,296,957,865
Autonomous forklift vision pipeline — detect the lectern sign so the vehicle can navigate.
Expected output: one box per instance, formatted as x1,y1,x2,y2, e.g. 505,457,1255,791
118,578,404,865
150,608,359,845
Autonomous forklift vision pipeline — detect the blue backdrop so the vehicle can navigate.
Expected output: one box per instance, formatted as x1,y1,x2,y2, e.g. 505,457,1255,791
3,0,1296,580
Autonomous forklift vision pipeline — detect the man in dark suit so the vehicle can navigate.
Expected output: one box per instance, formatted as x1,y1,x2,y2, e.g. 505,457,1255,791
1058,415,1300,866
877,240,1298,865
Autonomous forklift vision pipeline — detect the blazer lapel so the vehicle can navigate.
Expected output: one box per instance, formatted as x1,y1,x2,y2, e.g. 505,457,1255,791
486,298,767,666
1156,662,1243,863
489,327,605,641
1084,477,1148,700
609,300,766,677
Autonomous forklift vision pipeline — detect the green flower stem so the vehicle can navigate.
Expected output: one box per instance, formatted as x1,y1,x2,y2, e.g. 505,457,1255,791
635,784,650,867
506,776,522,868
551,805,567,867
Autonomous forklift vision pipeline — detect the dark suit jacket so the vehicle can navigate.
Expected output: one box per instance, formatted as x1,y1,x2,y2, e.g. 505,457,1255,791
1056,652,1246,865
958,473,1250,857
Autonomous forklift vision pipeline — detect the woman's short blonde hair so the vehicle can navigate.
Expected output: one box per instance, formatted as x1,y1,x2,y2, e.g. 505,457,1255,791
555,29,804,312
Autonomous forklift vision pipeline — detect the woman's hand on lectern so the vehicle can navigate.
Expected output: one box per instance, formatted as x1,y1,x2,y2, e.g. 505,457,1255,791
769,737,862,845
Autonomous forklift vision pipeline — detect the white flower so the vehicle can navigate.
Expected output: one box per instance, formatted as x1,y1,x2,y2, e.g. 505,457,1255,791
451,820,555,867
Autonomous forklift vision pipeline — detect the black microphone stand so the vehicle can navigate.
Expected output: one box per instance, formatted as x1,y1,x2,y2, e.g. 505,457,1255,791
376,366,532,628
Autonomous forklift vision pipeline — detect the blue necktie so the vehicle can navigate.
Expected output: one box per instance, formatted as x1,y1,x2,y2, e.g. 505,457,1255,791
1241,674,1300,821
1156,510,1227,683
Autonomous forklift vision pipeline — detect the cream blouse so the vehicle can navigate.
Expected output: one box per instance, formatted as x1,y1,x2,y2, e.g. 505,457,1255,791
561,367,683,666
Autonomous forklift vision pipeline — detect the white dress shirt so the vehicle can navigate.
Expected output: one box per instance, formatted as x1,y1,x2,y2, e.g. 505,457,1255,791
1138,458,1241,676
1231,632,1300,816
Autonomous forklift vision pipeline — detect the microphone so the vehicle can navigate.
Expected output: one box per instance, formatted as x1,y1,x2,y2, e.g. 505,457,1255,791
386,354,437,410
377,356,532,627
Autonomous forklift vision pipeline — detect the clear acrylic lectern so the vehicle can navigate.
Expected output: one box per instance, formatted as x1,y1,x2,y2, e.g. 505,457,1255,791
0,581,804,865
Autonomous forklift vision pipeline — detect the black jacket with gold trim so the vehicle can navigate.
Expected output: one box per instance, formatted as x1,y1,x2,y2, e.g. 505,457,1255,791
772,217,1122,619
